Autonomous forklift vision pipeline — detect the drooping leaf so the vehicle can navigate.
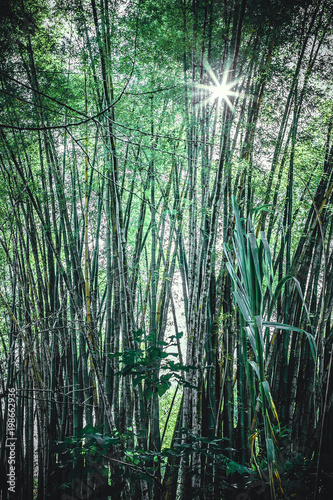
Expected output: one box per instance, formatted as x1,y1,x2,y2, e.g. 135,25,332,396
248,360,260,380
263,321,317,361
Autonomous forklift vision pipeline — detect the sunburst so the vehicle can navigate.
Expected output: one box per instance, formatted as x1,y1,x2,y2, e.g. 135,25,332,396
195,59,239,112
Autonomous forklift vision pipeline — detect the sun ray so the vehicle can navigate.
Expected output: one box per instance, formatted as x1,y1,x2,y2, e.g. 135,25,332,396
203,58,221,87
194,58,239,112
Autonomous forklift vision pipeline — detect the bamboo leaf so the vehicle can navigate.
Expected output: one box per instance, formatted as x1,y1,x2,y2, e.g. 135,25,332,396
245,326,257,355
267,275,293,321
225,247,248,297
266,437,276,463
263,322,317,361
259,231,273,295
255,315,265,355
248,360,260,380
261,380,279,423
233,290,252,323
248,232,262,294
292,277,313,331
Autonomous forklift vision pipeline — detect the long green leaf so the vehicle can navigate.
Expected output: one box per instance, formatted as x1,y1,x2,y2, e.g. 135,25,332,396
267,275,293,321
245,326,257,357
248,232,262,295
233,290,252,323
292,277,313,332
263,321,317,361
259,231,273,295
248,360,260,380
266,437,276,463
261,380,279,423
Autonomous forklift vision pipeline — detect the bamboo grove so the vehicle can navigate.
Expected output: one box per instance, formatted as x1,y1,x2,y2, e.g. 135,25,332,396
0,0,333,499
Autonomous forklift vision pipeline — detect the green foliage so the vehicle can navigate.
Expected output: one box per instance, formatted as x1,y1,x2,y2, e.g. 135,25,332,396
224,196,317,498
112,329,195,402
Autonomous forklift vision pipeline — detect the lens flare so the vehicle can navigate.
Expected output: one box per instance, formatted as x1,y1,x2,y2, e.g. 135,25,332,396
195,59,239,112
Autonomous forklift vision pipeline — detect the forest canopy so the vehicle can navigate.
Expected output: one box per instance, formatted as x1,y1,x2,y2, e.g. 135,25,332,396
0,0,333,499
